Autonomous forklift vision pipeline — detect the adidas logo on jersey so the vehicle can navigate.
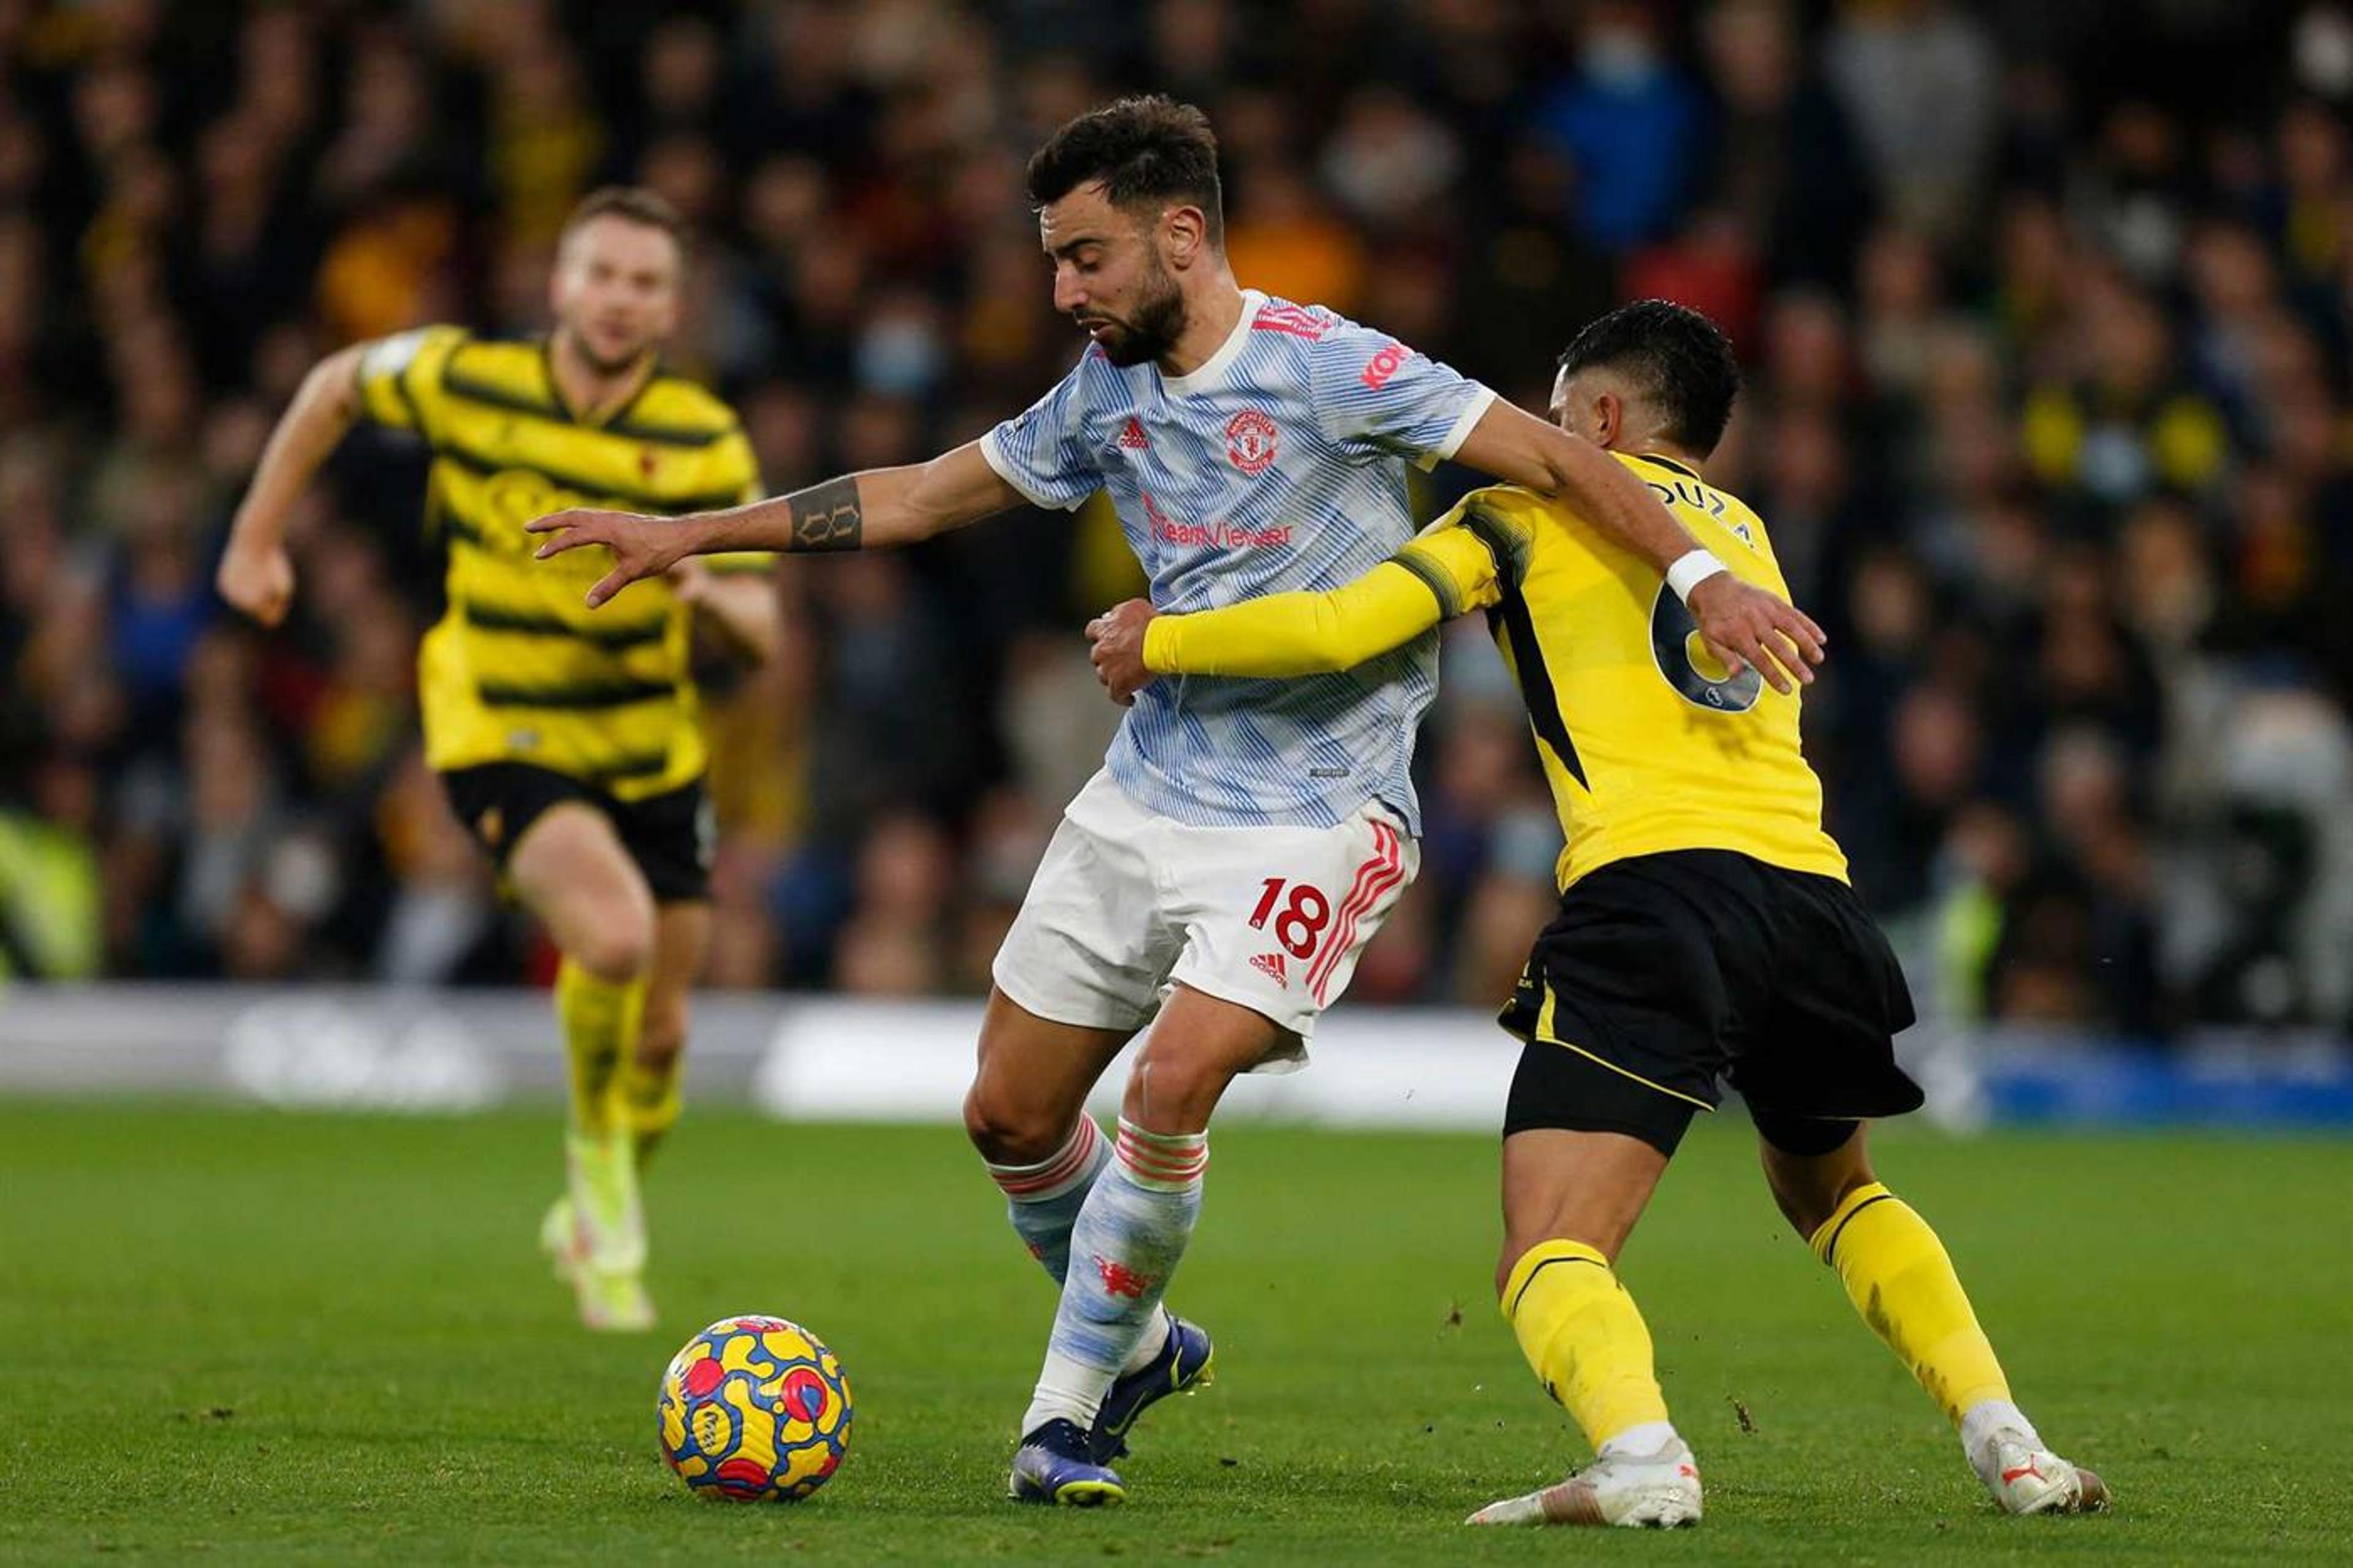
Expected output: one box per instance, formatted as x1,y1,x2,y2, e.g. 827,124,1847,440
1250,952,1289,988
1117,417,1150,449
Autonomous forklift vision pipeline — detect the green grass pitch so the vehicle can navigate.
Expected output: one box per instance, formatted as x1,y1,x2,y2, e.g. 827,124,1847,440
2,1101,2347,1563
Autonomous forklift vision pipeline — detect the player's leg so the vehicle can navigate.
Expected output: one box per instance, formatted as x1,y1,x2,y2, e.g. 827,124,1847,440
1757,1118,2109,1515
963,987,1134,1284
1469,860,1754,1529
1743,866,2105,1515
623,901,710,1172
1467,1042,1703,1529
1010,800,1414,1501
984,774,1214,1502
611,780,723,1173
1010,983,1273,1502
979,773,1178,1300
507,798,659,1331
539,903,703,1283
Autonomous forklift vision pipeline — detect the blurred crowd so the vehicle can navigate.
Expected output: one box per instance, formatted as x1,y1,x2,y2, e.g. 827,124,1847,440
4,0,2353,1040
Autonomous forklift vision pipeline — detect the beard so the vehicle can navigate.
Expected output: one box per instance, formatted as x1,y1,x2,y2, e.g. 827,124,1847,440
559,322,654,378
1086,263,1186,368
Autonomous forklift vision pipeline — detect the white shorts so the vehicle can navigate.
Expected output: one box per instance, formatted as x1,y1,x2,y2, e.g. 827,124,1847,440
991,770,1420,1067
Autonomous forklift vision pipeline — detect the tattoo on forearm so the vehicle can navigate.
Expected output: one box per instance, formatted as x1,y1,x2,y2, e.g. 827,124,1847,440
787,477,863,551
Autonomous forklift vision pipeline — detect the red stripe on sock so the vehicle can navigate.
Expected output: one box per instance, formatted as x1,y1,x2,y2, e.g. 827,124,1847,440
1115,1137,1207,1172
1114,1132,1208,1183
989,1119,1102,1197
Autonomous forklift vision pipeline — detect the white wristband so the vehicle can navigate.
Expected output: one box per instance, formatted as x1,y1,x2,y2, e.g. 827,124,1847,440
1666,549,1727,605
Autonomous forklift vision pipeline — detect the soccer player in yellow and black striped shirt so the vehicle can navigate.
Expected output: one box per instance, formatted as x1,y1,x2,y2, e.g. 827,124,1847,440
1086,301,2107,1527
218,187,778,1333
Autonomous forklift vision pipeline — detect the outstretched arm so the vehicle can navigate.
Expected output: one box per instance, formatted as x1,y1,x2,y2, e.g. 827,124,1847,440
527,441,1023,608
1087,528,1496,703
215,343,369,626
1451,401,1827,692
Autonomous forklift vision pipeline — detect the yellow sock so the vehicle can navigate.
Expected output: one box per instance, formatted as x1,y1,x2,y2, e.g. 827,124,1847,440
613,1052,683,1170
555,959,645,1139
1809,1183,2011,1426
1501,1240,1672,1452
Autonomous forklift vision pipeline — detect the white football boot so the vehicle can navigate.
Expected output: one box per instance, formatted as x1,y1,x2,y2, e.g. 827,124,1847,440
1974,1428,2111,1515
1466,1436,1703,1528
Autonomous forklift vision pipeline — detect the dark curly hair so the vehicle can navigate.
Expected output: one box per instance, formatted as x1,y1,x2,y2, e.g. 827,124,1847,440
1026,95,1224,246
1556,300,1741,456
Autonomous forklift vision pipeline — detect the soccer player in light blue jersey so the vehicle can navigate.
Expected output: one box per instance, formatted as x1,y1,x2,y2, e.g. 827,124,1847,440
531,96,1826,1507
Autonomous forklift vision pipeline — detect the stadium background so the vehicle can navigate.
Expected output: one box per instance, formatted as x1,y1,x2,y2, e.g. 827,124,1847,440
6,4,2353,1562
1,0,2352,1048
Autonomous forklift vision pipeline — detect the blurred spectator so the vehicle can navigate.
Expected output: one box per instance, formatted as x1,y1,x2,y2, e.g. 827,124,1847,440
1532,1,1704,254
0,0,2343,1042
1822,0,1998,246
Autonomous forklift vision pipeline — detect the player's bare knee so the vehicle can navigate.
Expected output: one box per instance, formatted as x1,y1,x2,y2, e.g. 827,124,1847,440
961,1082,1064,1165
1124,1046,1230,1134
569,905,654,983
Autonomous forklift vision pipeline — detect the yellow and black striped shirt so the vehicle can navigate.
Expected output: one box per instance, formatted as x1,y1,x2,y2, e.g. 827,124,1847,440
354,327,765,800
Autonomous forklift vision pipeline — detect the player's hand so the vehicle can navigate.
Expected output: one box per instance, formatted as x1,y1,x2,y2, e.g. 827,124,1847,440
526,507,681,607
1685,572,1825,695
216,540,295,627
1086,598,1159,706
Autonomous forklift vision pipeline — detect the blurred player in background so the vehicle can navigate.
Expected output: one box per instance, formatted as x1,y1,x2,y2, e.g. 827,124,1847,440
1091,300,2106,1528
530,99,1822,1502
217,187,779,1333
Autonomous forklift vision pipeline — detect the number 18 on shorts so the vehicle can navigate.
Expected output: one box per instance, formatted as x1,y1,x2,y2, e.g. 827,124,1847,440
991,770,1420,1062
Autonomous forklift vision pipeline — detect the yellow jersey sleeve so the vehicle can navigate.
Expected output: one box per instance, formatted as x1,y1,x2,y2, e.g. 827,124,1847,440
1139,484,1553,677
702,426,773,575
1142,561,1446,677
352,325,469,440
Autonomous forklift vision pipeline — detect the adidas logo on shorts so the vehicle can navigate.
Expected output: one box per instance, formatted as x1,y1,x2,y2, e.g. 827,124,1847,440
1250,952,1288,988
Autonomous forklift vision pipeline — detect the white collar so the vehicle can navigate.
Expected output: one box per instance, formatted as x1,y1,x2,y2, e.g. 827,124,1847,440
1159,289,1264,396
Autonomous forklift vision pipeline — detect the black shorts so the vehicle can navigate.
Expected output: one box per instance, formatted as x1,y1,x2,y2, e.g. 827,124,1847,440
438,763,714,903
1499,850,1921,1157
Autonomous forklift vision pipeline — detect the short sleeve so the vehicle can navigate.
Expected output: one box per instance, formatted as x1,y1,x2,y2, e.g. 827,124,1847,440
1309,318,1498,471
354,325,468,441
979,362,1103,512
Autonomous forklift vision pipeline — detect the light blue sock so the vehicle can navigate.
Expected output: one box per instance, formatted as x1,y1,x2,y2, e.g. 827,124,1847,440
1021,1119,1205,1434
984,1116,1111,1284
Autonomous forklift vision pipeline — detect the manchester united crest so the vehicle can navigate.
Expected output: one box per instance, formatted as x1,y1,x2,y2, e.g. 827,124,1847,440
1226,409,1278,476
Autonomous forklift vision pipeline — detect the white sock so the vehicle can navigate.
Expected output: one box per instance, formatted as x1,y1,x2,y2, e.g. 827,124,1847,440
983,1116,1110,1285
1019,1121,1205,1436
1121,1306,1171,1374
1599,1420,1682,1463
1960,1398,2040,1472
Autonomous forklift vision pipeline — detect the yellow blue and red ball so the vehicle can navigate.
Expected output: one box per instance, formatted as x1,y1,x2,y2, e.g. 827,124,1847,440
657,1314,852,1501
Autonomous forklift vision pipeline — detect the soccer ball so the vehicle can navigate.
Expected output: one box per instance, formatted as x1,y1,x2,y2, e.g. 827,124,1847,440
657,1314,853,1501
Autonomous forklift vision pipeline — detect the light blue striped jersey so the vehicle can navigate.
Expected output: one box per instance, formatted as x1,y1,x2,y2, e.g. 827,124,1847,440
981,291,1495,833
